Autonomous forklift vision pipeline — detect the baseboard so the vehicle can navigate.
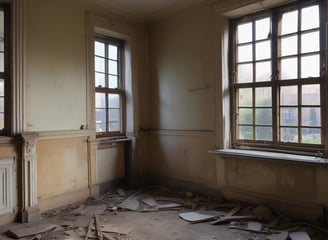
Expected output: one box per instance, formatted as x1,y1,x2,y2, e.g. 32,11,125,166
0,213,16,226
37,188,91,213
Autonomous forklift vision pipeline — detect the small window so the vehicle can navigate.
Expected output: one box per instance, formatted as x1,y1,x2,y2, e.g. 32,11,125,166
230,0,325,154
94,36,125,137
0,5,10,135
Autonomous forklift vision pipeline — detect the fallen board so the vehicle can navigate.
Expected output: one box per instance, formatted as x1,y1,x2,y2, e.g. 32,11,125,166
6,224,57,239
289,231,311,240
179,210,227,223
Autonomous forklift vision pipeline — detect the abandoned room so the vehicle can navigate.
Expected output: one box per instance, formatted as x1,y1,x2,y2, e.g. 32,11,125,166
0,0,328,239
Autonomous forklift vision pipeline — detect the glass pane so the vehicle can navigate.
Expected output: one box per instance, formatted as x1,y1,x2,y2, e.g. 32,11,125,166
108,75,118,88
95,92,106,108
109,121,120,132
108,45,118,60
280,57,297,80
280,127,298,143
239,126,253,140
0,113,3,130
256,61,271,82
302,128,321,144
238,44,252,62
95,57,105,72
0,97,3,112
281,10,298,35
239,108,252,124
237,63,253,83
238,22,252,44
0,41,3,52
255,127,272,141
302,107,321,126
0,52,4,72
281,35,297,56
280,107,298,126
239,88,252,107
301,54,320,78
108,94,120,108
256,41,271,60
256,87,271,107
95,73,105,87
95,109,106,132
302,84,320,105
108,60,118,75
109,109,120,122
256,108,272,125
301,5,319,31
0,79,3,96
256,17,270,41
301,31,319,53
95,41,105,57
280,86,298,105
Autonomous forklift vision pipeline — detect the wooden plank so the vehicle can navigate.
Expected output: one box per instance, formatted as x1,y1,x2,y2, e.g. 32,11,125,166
6,224,57,239
210,203,241,225
84,217,94,240
179,210,227,223
94,214,103,240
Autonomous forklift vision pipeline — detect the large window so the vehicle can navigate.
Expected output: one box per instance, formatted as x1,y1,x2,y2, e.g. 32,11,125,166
230,0,325,154
0,5,9,135
94,36,125,137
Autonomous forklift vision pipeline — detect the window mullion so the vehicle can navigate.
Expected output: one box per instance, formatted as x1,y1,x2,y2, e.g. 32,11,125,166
272,9,279,144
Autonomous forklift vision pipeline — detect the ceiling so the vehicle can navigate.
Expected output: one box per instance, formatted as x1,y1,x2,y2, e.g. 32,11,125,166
95,0,207,22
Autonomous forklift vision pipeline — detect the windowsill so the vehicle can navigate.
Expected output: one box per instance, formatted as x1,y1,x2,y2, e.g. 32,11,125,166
209,149,328,165
90,136,131,143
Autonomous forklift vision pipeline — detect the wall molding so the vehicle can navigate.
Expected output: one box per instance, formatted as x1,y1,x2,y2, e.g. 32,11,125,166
147,129,215,137
35,130,93,140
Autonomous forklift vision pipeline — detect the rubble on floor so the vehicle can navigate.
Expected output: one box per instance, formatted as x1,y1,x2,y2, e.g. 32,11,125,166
1,186,327,240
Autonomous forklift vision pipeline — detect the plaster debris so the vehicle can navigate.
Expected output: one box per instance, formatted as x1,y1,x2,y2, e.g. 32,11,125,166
228,221,272,234
117,188,126,197
289,231,311,240
265,231,289,240
179,210,227,223
6,223,57,239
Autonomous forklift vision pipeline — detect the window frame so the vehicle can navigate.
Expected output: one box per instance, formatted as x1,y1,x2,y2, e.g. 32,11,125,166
0,4,10,136
229,0,326,155
94,35,125,138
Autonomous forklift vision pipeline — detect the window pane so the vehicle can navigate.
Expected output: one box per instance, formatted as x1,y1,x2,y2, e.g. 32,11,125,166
237,63,253,83
256,61,271,82
255,87,271,107
255,127,272,141
108,75,118,88
239,108,252,124
109,121,120,132
95,57,105,72
256,108,272,125
108,94,120,108
0,79,3,96
280,107,298,126
0,113,3,130
302,84,320,105
302,128,321,144
0,52,4,72
95,41,105,57
280,86,298,105
281,10,298,35
0,97,3,112
238,44,252,62
280,57,297,79
301,54,320,78
281,35,297,56
280,127,298,143
301,5,319,31
95,92,106,108
109,109,120,122
238,22,252,44
301,31,319,53
239,126,253,140
95,109,106,132
256,17,270,40
256,41,271,60
95,73,105,87
302,107,320,127
108,60,118,75
238,88,252,107
108,45,118,60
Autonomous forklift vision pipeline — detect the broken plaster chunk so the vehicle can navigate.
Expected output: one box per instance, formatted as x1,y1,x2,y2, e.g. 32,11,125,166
179,210,227,223
117,188,126,197
289,231,311,240
142,197,158,207
266,231,289,240
118,198,140,211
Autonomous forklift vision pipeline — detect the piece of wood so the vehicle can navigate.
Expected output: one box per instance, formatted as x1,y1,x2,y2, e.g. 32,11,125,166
289,231,311,240
6,224,57,239
94,214,103,240
84,217,94,240
210,203,242,225
212,215,258,224
100,224,132,235
229,221,271,234
103,232,117,240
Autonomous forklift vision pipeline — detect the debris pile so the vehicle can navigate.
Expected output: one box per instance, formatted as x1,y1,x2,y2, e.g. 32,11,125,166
1,186,327,240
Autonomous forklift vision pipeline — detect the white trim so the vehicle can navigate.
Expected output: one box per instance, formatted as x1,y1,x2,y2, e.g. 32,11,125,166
0,158,14,215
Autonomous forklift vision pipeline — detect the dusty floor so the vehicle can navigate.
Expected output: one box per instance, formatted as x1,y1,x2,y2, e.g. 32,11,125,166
0,187,327,240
